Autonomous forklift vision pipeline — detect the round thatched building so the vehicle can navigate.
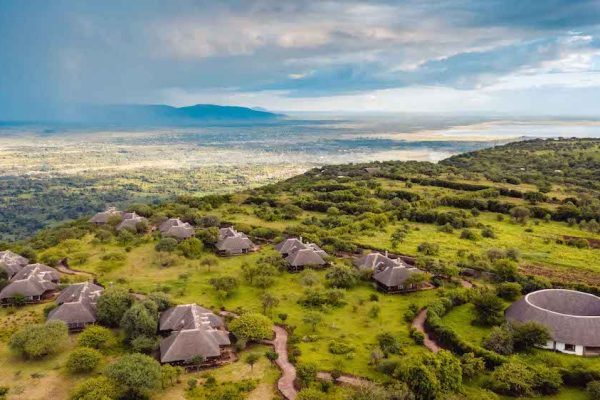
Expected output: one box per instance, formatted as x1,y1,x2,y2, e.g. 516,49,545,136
505,289,600,356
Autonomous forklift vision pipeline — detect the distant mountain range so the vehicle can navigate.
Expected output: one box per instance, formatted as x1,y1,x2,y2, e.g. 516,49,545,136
49,104,282,125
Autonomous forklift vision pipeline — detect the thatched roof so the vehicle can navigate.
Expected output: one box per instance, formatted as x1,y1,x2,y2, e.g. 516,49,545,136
0,250,29,278
275,238,305,255
0,264,59,299
159,304,230,363
505,289,600,347
48,282,104,326
89,207,123,224
285,248,326,267
159,304,224,331
159,218,194,239
354,252,404,272
216,227,254,252
373,265,423,287
116,212,147,231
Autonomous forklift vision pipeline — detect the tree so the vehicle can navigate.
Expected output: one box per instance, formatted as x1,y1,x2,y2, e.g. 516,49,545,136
155,238,178,252
510,206,530,224
120,302,158,342
296,362,318,388
105,353,162,396
587,381,600,400
229,313,273,342
260,292,279,315
200,255,218,272
148,291,173,311
460,353,485,379
66,347,102,374
209,276,239,298
488,361,535,397
472,290,504,326
78,325,116,350
297,388,326,400
391,227,408,249
512,321,551,352
245,353,260,371
177,237,203,259
9,320,68,359
161,364,183,389
376,332,401,356
423,350,462,393
131,335,159,354
399,363,440,400
303,311,323,332
494,259,519,282
417,242,439,256
71,376,118,400
325,265,357,289
497,282,522,300
96,287,133,327
483,325,514,355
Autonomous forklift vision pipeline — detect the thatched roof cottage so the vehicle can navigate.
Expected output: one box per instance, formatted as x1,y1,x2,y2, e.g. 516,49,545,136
215,227,255,256
47,282,104,330
89,207,123,225
159,218,194,240
0,264,60,304
116,212,148,232
159,304,231,365
0,250,29,278
275,237,328,271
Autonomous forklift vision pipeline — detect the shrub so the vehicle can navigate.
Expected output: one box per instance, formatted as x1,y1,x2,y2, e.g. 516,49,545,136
483,325,514,355
78,325,115,350
325,265,357,289
148,292,172,311
297,388,326,400
472,290,504,326
417,242,439,256
588,381,600,400
9,320,68,359
496,282,522,300
105,353,162,395
229,313,272,342
460,352,485,379
96,287,133,327
296,362,318,388
131,335,159,354
155,238,178,252
71,376,118,400
512,321,551,352
120,302,158,342
377,332,402,356
328,341,354,354
487,361,535,397
460,229,480,241
66,347,102,374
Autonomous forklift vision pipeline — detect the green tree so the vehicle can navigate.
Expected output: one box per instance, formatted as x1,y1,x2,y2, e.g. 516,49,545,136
483,325,514,355
488,361,535,397
66,347,102,374
105,353,162,396
245,353,260,371
297,388,326,400
472,290,504,326
496,282,522,300
424,350,462,393
78,325,116,350
460,353,485,379
325,265,357,289
260,292,279,315
155,237,178,252
9,320,68,359
296,362,318,388
70,376,118,400
303,311,323,332
96,287,133,327
148,291,172,311
512,321,551,352
229,313,272,342
510,206,530,224
120,302,158,342
177,237,203,259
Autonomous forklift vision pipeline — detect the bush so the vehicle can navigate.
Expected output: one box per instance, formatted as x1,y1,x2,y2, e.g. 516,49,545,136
472,290,504,326
148,292,172,311
487,361,535,397
484,325,514,355
9,320,68,359
105,353,162,395
229,313,272,342
66,347,102,374
460,229,480,241
96,287,133,327
131,335,159,354
377,332,402,356
296,362,318,388
120,302,158,342
71,376,118,400
328,341,354,354
410,327,425,345
78,325,116,350
496,282,522,300
588,381,600,400
325,265,357,289
417,242,439,256
297,388,326,400
155,238,178,252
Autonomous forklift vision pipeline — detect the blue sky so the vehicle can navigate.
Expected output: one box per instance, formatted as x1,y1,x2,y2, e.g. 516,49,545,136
1,0,600,118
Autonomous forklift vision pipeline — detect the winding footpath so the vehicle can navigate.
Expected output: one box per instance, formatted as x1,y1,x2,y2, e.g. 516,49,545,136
411,309,441,353
272,326,298,400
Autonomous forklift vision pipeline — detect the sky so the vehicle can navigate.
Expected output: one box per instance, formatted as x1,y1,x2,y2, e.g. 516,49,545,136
1,0,600,119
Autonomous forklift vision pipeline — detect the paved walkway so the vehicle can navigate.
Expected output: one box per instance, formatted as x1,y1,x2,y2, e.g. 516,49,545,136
272,325,297,400
411,309,441,353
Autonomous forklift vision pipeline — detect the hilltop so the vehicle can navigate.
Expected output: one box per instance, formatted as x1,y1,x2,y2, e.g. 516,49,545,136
0,138,599,400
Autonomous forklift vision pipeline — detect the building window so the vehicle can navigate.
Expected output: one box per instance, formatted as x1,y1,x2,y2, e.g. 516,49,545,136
564,343,576,352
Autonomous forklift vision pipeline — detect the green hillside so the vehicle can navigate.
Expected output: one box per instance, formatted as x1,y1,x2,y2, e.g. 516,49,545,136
1,138,599,400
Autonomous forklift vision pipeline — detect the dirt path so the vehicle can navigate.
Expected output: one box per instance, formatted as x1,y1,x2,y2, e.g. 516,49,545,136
411,309,441,353
316,372,368,386
272,325,297,400
459,278,473,288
